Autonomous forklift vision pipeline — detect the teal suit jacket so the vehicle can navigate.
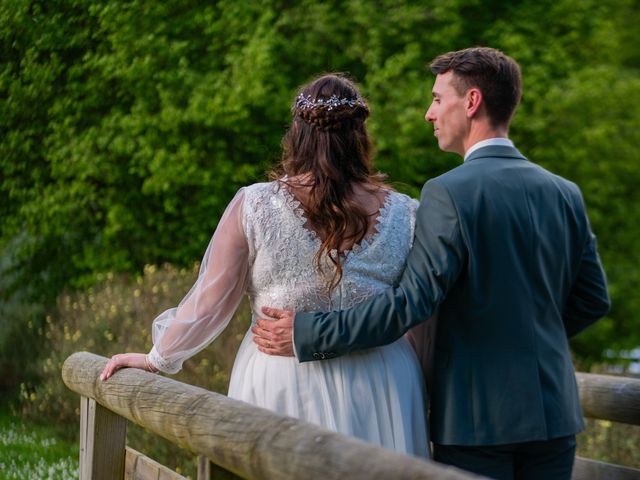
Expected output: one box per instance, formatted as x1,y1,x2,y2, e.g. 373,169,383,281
294,145,610,446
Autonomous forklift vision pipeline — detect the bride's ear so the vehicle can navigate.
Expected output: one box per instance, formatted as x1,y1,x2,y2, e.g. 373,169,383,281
465,88,483,119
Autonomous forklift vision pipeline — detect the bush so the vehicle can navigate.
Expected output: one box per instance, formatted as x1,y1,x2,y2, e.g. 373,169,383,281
19,263,248,475
577,419,640,469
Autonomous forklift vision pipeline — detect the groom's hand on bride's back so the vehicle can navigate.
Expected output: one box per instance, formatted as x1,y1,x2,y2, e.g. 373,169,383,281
252,307,295,357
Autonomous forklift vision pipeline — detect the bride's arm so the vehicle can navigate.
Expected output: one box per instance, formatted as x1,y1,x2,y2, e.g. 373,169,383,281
101,189,250,379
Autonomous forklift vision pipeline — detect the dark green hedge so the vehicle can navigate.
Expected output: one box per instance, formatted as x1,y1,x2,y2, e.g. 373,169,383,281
1,0,639,389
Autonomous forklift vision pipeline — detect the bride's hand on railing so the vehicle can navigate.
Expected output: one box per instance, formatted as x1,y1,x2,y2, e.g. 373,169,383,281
100,353,158,381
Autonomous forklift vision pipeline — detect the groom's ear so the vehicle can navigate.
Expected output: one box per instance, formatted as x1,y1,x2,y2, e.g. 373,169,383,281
465,88,483,119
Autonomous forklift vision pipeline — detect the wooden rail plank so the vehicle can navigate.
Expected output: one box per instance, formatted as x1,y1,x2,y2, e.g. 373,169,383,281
576,373,640,425
62,352,484,480
125,447,187,480
573,456,640,480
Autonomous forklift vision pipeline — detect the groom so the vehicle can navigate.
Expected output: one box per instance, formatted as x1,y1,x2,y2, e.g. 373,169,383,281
252,47,610,479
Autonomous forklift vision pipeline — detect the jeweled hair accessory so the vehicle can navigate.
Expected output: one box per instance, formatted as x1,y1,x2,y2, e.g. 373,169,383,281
295,93,366,111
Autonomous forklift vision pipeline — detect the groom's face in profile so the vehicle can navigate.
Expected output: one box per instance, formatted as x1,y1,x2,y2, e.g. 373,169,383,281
425,71,468,156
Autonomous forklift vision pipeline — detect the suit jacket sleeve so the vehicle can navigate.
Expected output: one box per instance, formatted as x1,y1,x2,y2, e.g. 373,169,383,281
293,180,466,362
563,223,610,338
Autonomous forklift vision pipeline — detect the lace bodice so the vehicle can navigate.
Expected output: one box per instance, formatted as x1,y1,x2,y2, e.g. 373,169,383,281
148,181,418,373
244,182,418,313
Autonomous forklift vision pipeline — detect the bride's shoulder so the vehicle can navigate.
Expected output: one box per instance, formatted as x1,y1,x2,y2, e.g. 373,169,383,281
386,190,419,212
239,181,293,224
241,181,281,201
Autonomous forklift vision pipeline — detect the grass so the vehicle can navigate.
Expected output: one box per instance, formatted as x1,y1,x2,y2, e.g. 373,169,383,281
0,409,79,479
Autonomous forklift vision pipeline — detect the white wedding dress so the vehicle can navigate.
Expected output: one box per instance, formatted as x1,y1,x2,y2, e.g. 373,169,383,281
147,181,430,458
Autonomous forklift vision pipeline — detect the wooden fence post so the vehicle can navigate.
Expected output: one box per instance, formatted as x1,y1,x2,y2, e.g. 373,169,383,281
80,395,127,480
198,455,243,480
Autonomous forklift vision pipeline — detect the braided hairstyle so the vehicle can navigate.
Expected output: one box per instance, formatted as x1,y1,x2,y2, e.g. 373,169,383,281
272,73,388,291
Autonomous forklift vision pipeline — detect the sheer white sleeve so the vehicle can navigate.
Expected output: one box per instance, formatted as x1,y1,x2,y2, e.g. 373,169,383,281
147,189,249,374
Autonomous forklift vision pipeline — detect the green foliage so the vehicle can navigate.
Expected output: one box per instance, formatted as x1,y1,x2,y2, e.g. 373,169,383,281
577,419,640,469
1,0,639,392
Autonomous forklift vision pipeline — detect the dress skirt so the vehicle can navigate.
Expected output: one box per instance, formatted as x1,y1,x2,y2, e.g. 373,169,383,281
228,328,430,458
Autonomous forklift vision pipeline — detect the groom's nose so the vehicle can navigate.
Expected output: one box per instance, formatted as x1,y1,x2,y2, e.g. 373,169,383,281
425,106,435,122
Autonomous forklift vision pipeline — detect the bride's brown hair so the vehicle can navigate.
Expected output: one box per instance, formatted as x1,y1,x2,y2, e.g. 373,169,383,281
271,73,388,290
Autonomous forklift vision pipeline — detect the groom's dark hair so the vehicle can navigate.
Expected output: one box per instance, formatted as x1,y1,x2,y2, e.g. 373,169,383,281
430,47,522,128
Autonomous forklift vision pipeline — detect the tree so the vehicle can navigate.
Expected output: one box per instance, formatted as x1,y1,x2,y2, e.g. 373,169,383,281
1,0,638,390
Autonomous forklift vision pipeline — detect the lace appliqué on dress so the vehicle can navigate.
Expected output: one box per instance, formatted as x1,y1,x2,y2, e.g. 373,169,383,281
242,182,418,318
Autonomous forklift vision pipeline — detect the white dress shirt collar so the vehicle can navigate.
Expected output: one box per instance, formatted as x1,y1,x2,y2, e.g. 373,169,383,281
464,137,514,162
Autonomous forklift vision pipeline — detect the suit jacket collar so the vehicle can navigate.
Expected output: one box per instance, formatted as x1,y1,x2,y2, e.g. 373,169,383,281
464,145,528,163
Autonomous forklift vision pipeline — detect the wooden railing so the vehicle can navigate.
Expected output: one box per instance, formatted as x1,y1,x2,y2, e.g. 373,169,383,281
62,352,482,479
62,352,640,480
572,373,640,479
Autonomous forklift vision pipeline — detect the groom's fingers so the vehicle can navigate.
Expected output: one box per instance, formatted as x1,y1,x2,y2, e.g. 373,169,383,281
255,307,294,337
252,309,295,357
255,338,294,357
254,320,289,335
251,321,291,342
259,345,294,356
251,323,274,341
251,326,293,355
261,306,293,319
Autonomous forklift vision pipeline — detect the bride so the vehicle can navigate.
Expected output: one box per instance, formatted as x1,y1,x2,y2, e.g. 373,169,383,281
100,73,429,458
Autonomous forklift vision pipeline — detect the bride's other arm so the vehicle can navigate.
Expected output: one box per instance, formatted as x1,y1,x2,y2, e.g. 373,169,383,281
101,189,250,380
